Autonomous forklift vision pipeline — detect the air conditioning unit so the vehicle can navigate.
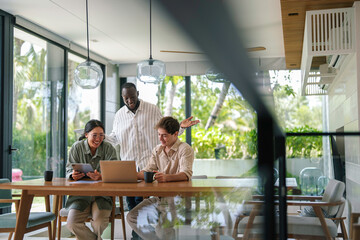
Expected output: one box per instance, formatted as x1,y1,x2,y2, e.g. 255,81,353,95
318,63,336,90
327,54,347,69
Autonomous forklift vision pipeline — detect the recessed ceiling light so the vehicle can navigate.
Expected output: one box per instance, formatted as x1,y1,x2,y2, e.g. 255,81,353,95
288,13,299,16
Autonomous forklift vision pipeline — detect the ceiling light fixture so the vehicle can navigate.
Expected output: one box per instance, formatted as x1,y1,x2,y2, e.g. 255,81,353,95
137,0,166,84
74,0,103,89
205,67,230,83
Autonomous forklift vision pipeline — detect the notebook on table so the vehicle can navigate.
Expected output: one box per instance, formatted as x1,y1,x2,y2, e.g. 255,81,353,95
100,160,139,183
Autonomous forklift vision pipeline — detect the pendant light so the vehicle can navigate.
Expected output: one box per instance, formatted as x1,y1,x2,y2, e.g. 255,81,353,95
74,0,103,89
137,0,166,84
205,67,230,83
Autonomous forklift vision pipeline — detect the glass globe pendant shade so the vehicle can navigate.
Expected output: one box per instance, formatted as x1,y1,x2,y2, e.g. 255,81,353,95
74,60,103,89
205,67,229,83
137,58,166,84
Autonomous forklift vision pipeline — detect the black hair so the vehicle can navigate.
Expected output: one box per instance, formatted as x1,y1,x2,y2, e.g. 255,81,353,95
79,119,105,141
121,82,137,93
155,116,180,135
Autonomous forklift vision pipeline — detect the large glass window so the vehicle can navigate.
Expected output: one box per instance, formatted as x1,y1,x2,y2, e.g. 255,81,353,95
12,28,66,213
67,53,100,148
137,76,257,178
12,28,65,182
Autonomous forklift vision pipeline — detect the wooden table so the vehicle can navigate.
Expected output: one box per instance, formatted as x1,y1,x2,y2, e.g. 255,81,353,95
0,178,248,240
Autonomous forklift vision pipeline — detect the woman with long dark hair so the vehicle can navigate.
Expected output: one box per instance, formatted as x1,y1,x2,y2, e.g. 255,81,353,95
65,119,117,240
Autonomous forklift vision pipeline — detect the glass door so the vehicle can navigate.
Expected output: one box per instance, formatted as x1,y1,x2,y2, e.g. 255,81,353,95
11,28,65,183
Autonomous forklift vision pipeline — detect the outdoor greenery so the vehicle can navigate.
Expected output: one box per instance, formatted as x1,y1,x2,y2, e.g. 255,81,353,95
271,70,322,130
158,75,257,159
157,72,323,160
12,37,48,177
12,36,90,178
286,126,323,158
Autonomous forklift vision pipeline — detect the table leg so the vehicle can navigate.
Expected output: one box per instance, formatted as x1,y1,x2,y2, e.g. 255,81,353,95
14,190,34,240
52,195,60,240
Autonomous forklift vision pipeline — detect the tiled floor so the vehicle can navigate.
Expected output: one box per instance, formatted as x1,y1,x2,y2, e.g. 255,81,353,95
0,212,132,240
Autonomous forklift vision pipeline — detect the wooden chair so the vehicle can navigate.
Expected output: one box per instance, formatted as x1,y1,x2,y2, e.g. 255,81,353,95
0,178,55,240
233,179,348,240
190,175,208,211
350,212,360,239
55,196,126,240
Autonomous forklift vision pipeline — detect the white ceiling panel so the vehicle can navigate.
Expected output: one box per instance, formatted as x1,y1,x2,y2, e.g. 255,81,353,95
0,0,285,64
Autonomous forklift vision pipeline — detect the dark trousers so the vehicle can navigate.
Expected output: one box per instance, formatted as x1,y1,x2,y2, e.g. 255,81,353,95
126,196,143,211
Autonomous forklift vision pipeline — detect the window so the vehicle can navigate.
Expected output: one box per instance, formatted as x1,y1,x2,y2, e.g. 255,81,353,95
67,53,101,148
12,28,65,181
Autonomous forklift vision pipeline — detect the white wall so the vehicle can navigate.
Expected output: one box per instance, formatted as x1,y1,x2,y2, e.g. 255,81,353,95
327,2,360,212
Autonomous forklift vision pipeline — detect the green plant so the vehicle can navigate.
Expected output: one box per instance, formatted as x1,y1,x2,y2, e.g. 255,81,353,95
190,126,244,159
286,125,322,158
242,129,257,159
12,128,46,177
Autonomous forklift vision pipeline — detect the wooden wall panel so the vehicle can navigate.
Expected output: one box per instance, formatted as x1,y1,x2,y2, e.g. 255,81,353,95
280,0,356,69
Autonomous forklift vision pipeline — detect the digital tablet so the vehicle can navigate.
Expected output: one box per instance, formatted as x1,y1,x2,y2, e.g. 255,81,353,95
72,163,94,174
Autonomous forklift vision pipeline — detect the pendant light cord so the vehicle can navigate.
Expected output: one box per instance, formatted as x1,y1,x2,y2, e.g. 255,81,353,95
86,0,90,61
149,0,153,60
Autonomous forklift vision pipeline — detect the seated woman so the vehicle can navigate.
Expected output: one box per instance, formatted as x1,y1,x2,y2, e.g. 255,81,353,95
65,119,117,240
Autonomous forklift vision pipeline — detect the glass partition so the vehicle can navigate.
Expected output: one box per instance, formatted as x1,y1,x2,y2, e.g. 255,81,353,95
133,75,263,239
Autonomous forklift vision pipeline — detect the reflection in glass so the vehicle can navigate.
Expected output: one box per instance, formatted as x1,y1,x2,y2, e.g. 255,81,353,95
127,184,258,239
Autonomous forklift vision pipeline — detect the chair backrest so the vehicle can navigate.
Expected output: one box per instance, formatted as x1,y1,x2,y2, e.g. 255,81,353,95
321,179,345,216
0,178,12,209
332,197,346,227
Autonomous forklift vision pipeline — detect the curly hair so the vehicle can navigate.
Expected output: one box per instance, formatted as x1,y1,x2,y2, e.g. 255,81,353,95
155,116,180,134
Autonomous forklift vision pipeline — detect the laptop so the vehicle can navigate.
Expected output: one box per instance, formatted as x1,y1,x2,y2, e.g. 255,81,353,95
100,160,139,183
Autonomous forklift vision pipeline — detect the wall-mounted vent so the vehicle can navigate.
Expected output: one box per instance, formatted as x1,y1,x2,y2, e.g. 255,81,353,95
301,7,354,96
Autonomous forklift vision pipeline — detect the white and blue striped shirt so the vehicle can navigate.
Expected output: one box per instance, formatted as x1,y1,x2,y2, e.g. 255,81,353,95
108,100,162,170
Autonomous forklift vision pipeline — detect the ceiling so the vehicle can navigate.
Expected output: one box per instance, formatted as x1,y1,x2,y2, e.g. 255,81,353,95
0,0,285,64
280,0,357,69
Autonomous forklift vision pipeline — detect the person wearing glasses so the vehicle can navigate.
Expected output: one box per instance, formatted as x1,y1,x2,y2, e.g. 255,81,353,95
107,82,199,211
65,119,117,240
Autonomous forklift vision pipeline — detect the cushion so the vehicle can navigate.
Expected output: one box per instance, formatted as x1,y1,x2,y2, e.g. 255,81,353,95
0,212,55,229
300,206,335,218
238,215,338,237
321,179,345,216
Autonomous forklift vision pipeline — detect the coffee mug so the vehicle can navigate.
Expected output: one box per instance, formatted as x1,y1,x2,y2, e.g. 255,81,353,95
44,170,53,181
144,171,155,183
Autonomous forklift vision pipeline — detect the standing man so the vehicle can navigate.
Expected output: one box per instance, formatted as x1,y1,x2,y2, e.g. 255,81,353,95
126,116,194,240
107,82,199,210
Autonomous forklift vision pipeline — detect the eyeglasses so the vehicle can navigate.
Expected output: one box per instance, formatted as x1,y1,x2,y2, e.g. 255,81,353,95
89,134,105,139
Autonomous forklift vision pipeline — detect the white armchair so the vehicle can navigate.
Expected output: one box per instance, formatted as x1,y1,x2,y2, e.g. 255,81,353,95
233,179,348,240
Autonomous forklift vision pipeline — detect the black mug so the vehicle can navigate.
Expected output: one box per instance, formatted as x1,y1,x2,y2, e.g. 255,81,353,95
44,170,53,181
144,171,155,183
